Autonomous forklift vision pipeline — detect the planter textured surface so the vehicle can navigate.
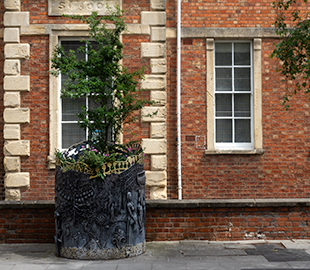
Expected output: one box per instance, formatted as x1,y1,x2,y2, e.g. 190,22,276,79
54,161,146,260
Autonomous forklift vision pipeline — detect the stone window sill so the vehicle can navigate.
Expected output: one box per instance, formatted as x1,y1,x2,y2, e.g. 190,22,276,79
205,149,264,155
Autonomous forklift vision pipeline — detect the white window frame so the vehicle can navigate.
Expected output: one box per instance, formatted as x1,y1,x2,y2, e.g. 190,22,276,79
206,38,263,155
214,40,253,150
58,38,93,150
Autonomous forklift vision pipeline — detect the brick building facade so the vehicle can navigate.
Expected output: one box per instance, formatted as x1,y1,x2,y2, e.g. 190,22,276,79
0,0,310,242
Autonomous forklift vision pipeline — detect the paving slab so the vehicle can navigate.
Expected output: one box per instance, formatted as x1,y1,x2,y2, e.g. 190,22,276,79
246,244,310,262
282,241,310,250
1,241,310,270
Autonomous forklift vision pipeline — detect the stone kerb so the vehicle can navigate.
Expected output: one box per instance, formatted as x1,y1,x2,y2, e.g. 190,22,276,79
141,0,167,200
3,0,31,201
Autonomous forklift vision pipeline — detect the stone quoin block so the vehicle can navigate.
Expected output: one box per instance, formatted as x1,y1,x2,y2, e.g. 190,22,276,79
4,75,30,91
4,92,20,108
141,75,166,90
151,155,167,171
141,106,166,122
4,27,20,43
4,0,21,11
5,188,21,201
4,172,30,189
151,123,166,138
3,11,29,27
150,58,167,74
151,27,166,42
150,186,167,200
5,44,30,59
4,156,20,172
4,108,30,124
145,171,167,187
151,90,167,105
142,139,167,154
141,43,166,58
4,59,20,75
4,124,20,140
4,140,30,156
141,12,166,26
150,0,166,10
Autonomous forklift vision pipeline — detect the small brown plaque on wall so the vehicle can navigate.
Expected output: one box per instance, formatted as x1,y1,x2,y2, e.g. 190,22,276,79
48,0,120,16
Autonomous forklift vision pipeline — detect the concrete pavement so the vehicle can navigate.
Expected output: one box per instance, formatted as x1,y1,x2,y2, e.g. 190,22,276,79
1,240,310,270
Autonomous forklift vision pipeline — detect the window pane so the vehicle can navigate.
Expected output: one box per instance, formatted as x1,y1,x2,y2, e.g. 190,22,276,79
216,119,232,142
216,68,232,91
234,68,251,91
235,119,251,142
62,41,85,61
215,43,232,66
216,94,232,117
62,97,86,121
62,123,86,148
234,94,251,117
234,43,250,65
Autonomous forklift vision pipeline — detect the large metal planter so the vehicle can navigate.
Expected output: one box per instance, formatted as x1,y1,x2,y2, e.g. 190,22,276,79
54,151,146,260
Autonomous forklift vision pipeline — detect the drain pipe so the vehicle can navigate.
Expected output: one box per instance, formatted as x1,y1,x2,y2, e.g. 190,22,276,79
177,0,182,200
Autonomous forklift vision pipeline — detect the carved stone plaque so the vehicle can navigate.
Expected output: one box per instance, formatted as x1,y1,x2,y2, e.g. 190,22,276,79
48,0,120,16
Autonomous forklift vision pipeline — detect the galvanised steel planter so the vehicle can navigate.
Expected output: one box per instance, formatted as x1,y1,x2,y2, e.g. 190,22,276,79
54,143,146,260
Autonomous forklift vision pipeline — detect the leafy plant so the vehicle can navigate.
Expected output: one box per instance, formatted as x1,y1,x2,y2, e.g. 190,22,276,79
55,141,144,179
271,0,310,109
51,7,154,153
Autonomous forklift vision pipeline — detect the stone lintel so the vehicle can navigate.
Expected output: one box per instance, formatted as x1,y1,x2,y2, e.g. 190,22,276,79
126,24,150,35
142,138,167,154
4,108,30,124
4,140,30,156
182,27,278,39
4,75,30,91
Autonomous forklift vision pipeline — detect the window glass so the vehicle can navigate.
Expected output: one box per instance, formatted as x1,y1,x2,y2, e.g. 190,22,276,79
215,43,232,66
214,41,252,147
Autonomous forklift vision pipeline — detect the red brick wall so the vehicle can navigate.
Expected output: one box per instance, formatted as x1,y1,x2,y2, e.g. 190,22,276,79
0,202,309,243
19,36,55,200
177,37,310,199
2,0,307,201
146,205,310,241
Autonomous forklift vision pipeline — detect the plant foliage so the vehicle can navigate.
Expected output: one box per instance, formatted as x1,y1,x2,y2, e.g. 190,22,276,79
271,0,310,109
51,7,154,152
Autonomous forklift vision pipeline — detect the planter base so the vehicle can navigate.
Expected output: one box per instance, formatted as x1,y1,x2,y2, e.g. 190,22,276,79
54,156,146,260
60,241,145,260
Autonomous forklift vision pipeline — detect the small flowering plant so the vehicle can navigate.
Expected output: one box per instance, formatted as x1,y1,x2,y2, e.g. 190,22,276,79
55,141,144,179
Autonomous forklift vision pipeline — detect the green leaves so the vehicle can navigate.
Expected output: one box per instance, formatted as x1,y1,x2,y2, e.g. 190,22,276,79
272,0,310,109
51,7,154,152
